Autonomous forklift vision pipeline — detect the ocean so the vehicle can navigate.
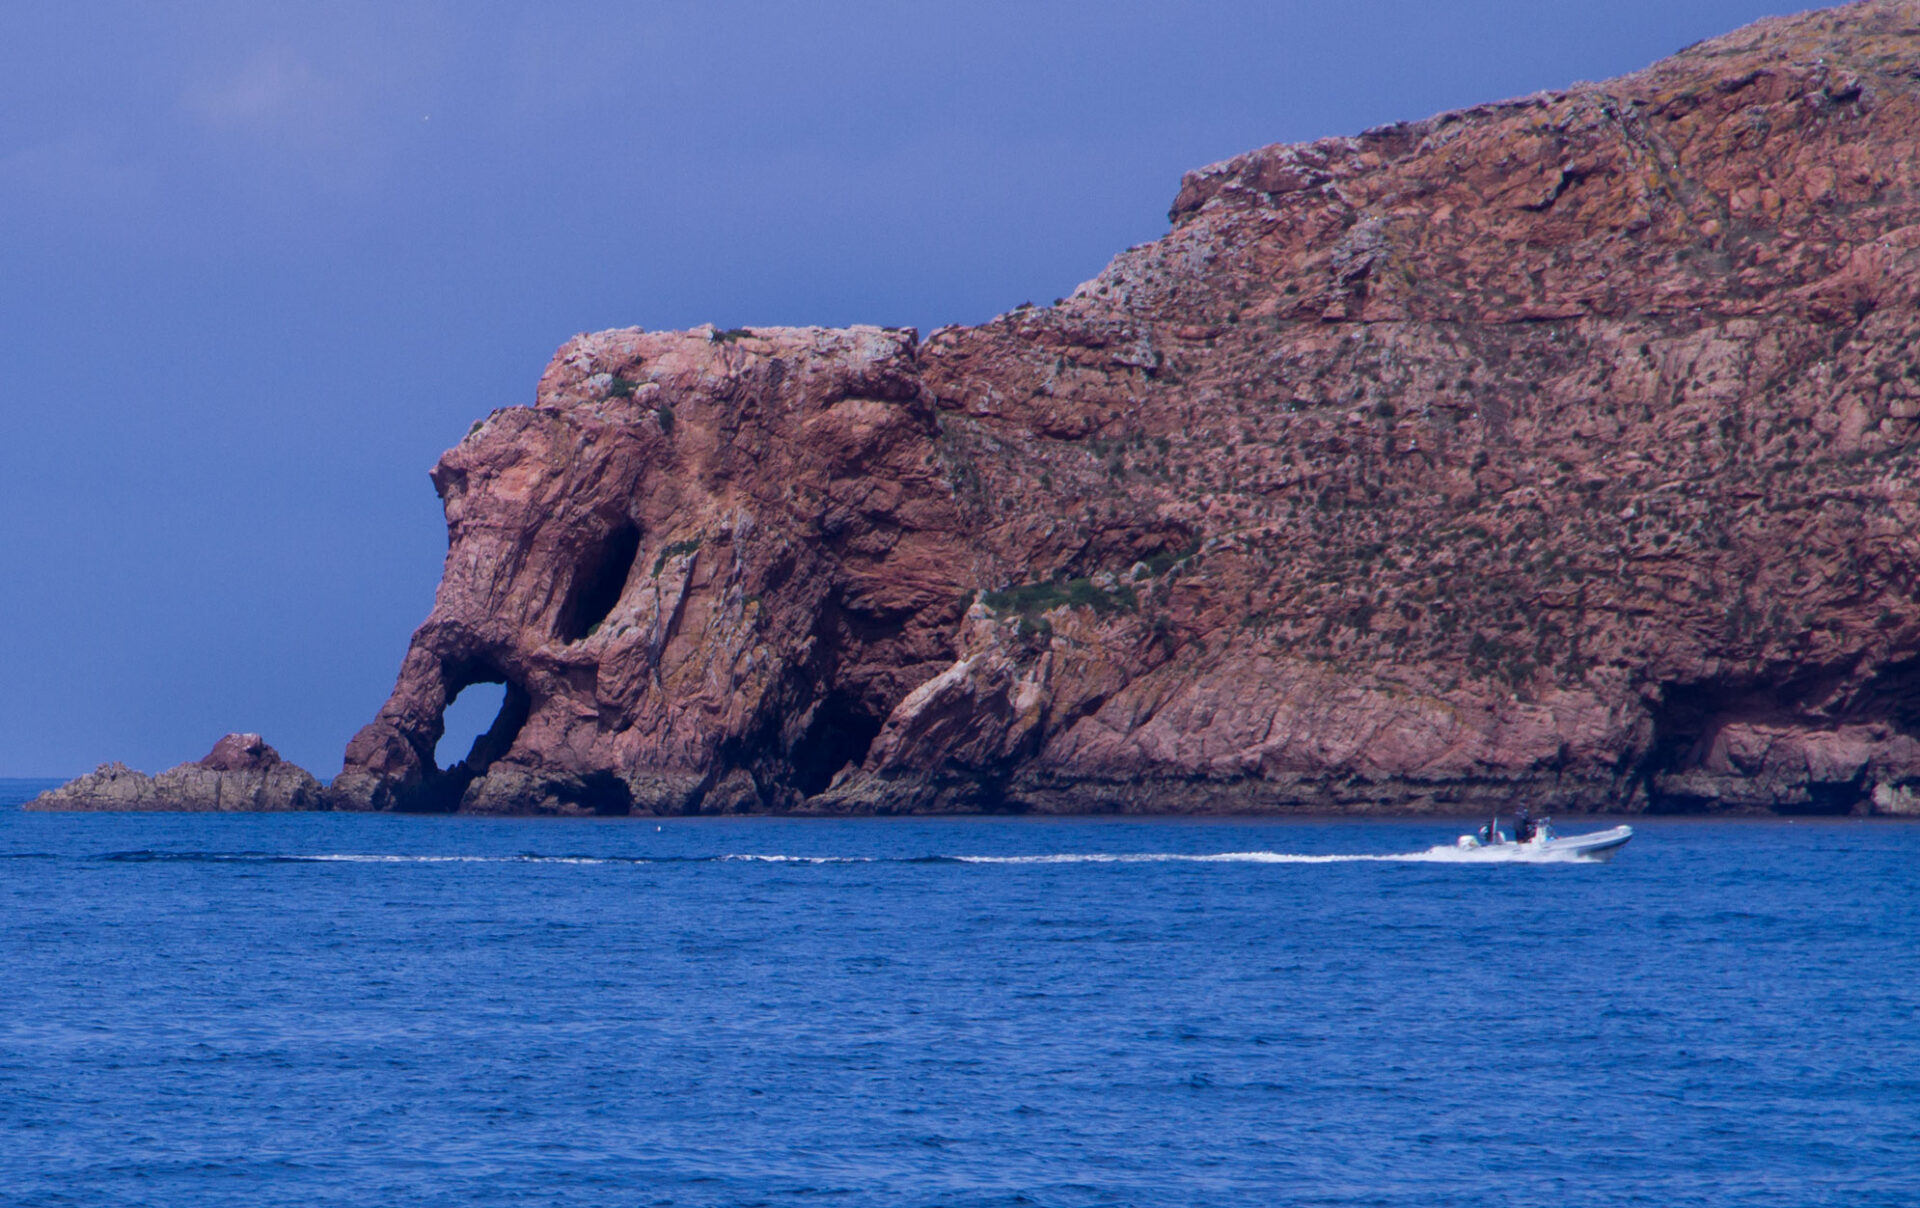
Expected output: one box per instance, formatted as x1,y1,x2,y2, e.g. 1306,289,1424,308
3,779,1915,1207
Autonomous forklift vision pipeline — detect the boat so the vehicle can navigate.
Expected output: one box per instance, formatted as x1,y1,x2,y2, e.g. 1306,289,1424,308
1454,815,1634,861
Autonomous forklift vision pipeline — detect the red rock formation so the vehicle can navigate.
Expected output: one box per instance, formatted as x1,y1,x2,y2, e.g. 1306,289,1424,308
199,732,285,773
31,734,323,812
335,0,1920,817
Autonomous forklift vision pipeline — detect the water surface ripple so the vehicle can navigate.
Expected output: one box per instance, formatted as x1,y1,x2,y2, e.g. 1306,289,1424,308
2,794,1914,1207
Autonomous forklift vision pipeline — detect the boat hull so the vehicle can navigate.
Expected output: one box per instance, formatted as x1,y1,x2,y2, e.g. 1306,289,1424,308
1454,823,1634,861
1541,824,1634,861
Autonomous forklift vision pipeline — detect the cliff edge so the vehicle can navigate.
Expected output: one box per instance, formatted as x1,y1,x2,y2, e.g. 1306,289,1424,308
336,1,1920,817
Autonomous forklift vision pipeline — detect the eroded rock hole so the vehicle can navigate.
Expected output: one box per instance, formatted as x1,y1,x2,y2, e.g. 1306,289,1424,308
1801,779,1869,816
437,681,506,771
559,523,641,641
1641,682,1725,786
1641,675,1895,815
409,669,532,812
791,692,884,798
553,770,634,817
454,679,531,776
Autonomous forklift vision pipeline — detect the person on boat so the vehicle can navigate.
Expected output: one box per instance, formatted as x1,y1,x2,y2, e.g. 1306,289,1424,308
1514,807,1536,844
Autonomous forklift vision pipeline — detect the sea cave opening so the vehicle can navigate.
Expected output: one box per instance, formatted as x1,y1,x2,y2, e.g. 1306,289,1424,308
790,691,884,799
558,522,642,642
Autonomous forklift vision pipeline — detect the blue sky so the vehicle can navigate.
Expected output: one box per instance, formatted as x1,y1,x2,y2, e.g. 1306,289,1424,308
0,1,1810,777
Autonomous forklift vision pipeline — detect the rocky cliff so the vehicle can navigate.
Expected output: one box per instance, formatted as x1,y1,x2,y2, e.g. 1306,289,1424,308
336,0,1920,817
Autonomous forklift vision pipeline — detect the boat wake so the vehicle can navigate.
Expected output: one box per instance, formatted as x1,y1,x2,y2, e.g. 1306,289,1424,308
93,845,1610,867
952,846,1602,865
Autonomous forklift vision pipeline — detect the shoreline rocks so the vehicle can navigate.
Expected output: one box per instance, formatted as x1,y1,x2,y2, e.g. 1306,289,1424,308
28,734,325,813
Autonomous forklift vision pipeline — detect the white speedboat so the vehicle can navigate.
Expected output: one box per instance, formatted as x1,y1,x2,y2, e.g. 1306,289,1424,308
1455,817,1633,861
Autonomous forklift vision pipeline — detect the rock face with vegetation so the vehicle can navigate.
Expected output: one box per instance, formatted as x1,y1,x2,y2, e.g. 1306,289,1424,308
31,734,325,812
335,1,1920,817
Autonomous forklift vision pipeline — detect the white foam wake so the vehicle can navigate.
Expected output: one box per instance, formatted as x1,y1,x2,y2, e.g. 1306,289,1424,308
954,846,1594,865
304,853,614,864
227,847,1598,867
295,853,877,865
717,854,874,864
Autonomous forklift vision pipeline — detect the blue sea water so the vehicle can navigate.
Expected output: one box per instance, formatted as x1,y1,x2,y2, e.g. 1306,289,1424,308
2,779,1916,1207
